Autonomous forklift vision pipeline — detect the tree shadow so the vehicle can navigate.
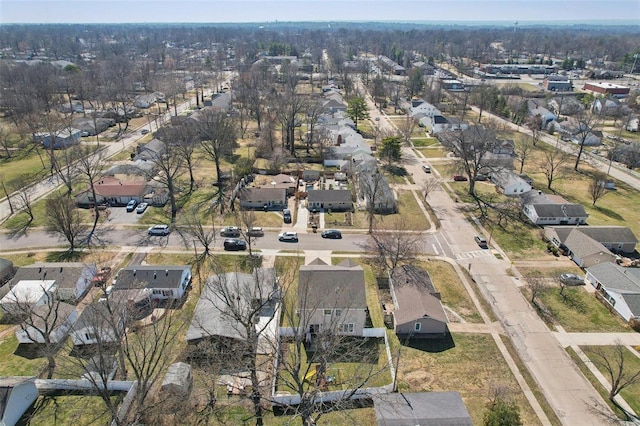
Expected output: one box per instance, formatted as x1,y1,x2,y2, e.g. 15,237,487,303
592,205,624,221
46,250,86,262
14,343,44,360
402,332,456,353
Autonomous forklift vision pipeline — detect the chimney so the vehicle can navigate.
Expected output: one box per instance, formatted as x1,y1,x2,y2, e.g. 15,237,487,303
133,270,136,277
165,270,169,276
154,272,157,280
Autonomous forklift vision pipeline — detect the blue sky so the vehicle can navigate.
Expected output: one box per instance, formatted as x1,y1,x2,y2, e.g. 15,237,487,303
1,0,638,24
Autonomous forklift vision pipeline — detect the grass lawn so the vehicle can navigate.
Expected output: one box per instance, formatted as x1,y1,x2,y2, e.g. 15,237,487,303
0,334,47,376
567,346,640,421
411,137,439,147
581,345,640,416
415,147,447,158
24,395,117,426
415,260,483,323
0,147,51,192
394,332,542,425
530,286,631,332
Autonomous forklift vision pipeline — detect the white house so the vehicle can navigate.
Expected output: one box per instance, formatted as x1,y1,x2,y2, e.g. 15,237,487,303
409,99,441,118
16,302,79,344
0,377,39,426
70,298,128,346
490,169,532,196
523,203,588,226
9,263,97,302
111,265,192,301
585,262,640,322
0,280,56,316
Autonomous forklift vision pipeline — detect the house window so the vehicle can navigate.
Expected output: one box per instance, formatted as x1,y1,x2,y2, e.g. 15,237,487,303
152,289,162,295
414,323,421,332
85,332,96,341
162,290,173,297
335,310,342,317
338,323,354,333
323,309,332,315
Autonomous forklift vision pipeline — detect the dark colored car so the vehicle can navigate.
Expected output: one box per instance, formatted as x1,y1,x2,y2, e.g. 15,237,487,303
126,199,138,212
224,238,247,251
453,175,468,181
321,229,342,239
283,209,292,224
220,226,241,237
247,227,264,237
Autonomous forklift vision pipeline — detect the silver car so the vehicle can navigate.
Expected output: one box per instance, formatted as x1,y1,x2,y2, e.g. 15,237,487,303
148,225,170,236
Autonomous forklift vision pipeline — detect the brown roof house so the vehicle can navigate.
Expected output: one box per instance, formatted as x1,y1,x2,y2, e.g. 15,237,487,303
237,187,287,211
75,175,168,208
389,265,448,338
298,259,367,339
260,173,297,196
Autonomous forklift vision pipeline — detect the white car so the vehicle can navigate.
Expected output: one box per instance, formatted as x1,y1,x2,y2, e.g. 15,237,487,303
278,231,298,242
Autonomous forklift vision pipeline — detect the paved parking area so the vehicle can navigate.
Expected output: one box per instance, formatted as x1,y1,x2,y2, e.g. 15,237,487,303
104,206,145,225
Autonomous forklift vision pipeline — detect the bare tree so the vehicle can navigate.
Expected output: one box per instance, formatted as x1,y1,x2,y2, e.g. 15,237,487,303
515,135,534,174
273,86,308,156
524,272,547,306
189,265,282,426
396,115,416,146
572,112,602,171
45,194,87,255
197,109,238,211
177,206,217,275
525,114,543,146
147,139,185,223
586,342,640,418
438,124,498,196
75,146,105,243
421,177,442,202
363,217,423,274
588,172,609,207
540,144,570,190
0,127,13,158
357,165,392,233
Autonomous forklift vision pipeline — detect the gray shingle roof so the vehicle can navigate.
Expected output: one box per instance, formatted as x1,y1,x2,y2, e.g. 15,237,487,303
112,265,190,290
374,391,473,426
564,229,613,258
587,262,640,293
186,269,277,342
238,187,286,202
550,226,637,246
10,263,95,290
307,189,351,204
298,262,366,310
531,203,588,219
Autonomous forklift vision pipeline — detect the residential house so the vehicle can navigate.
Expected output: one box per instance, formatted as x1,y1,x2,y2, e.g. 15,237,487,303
528,99,557,128
72,117,114,136
302,170,321,182
592,97,630,116
491,168,532,196
111,265,192,301
420,114,469,134
186,269,279,354
322,98,347,114
548,96,584,117
134,92,164,109
0,377,39,426
307,190,352,212
522,191,588,226
16,302,78,344
9,262,97,302
260,174,297,196
33,127,82,149
377,55,405,75
298,259,367,338
562,229,617,268
545,226,637,255
75,175,168,207
237,187,287,211
374,392,472,426
203,92,232,111
70,297,128,346
134,138,166,162
441,79,466,91
1,280,56,317
389,265,448,338
356,162,396,214
59,101,85,113
585,262,640,322
409,99,441,119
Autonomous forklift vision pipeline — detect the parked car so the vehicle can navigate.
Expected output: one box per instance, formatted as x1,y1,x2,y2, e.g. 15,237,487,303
474,235,488,248
321,229,342,239
559,273,585,286
278,231,298,242
283,209,292,224
247,227,264,237
126,200,138,212
136,202,148,214
148,225,170,236
220,226,241,237
422,164,431,173
474,174,489,181
453,175,468,181
223,238,247,251
141,129,150,135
